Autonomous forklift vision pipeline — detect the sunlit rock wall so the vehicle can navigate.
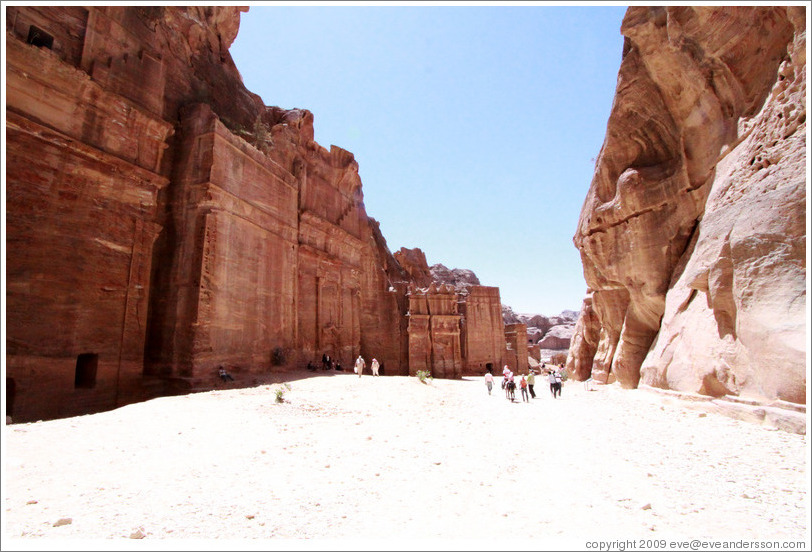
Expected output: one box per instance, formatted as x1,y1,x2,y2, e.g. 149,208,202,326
569,6,806,404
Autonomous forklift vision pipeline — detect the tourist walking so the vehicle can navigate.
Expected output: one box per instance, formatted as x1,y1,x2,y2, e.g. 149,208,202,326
527,369,536,398
484,369,494,395
554,368,563,398
519,375,529,402
371,358,380,376
505,370,516,401
355,355,366,377
548,368,557,398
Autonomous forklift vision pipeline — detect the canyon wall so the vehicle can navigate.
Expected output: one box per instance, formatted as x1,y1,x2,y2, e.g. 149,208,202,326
395,248,508,376
5,6,512,422
567,6,806,404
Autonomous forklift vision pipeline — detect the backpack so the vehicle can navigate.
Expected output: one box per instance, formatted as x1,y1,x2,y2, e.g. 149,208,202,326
554,372,562,383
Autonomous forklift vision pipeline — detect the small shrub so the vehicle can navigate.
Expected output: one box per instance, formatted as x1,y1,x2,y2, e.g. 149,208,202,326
274,383,291,403
416,370,432,384
253,115,273,153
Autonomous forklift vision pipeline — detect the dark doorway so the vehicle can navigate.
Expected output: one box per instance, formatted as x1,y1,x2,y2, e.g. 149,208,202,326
27,25,54,49
6,378,15,417
75,353,98,389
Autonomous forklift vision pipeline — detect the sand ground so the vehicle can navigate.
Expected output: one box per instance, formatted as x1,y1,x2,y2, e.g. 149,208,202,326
2,371,809,549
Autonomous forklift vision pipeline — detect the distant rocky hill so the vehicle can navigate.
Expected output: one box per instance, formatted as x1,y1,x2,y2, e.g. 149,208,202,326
393,247,481,291
502,305,578,350
429,263,480,290
394,247,577,352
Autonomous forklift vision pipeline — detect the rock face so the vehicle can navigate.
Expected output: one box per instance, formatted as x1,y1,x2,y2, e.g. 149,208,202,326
429,263,481,290
537,325,575,350
568,6,806,404
393,247,433,287
4,6,509,422
504,323,529,375
503,307,578,355
396,249,507,376
392,248,483,291
567,295,601,381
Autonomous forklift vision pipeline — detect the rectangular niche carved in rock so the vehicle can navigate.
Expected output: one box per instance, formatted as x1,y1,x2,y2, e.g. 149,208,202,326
27,25,54,49
74,353,98,389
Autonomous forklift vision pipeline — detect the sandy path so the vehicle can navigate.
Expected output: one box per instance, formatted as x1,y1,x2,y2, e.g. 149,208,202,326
2,371,809,547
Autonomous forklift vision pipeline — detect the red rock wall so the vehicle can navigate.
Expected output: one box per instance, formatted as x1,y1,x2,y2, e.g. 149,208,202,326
406,285,463,379
6,16,172,419
144,104,299,384
393,247,434,287
358,222,410,376
504,323,529,375
5,5,510,422
569,6,806,403
459,286,506,375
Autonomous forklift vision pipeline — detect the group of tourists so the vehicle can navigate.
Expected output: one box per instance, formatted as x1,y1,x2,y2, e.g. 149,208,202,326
307,353,381,377
486,362,564,401
354,355,380,377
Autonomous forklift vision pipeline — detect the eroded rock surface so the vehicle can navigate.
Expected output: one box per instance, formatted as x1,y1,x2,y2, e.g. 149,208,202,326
537,325,575,350
430,263,481,290
5,6,510,422
568,6,806,404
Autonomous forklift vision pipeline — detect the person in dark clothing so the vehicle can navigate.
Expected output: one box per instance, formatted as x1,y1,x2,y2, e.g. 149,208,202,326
218,366,235,381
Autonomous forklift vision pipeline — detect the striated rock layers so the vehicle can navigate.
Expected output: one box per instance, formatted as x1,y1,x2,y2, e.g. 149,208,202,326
568,6,806,404
394,247,507,377
5,6,509,422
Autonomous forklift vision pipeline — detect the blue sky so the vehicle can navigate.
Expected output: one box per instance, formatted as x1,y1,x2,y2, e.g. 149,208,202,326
230,3,628,316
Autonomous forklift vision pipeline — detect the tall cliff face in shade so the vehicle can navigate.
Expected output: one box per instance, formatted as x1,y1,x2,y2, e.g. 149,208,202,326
5,6,511,423
567,6,806,404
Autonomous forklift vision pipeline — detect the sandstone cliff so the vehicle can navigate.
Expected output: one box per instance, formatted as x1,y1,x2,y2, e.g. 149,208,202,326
5,6,513,422
393,247,482,291
568,6,806,404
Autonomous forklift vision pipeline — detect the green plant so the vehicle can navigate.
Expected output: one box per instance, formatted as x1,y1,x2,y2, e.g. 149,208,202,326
273,383,292,403
416,370,432,384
